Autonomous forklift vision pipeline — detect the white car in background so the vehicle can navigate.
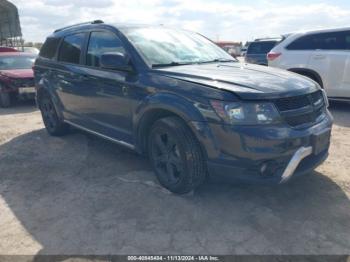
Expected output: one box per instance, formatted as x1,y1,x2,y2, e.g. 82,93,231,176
268,27,350,100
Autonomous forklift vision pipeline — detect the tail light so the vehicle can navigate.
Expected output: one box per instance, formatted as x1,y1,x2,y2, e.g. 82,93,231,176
267,52,281,61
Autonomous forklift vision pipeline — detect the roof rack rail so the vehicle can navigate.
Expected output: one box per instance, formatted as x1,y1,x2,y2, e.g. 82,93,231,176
54,20,104,33
254,37,282,41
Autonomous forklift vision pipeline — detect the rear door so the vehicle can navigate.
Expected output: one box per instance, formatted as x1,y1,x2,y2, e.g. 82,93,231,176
55,32,88,116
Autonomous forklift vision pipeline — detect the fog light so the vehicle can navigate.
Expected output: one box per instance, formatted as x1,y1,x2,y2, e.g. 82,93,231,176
260,163,267,174
260,161,279,177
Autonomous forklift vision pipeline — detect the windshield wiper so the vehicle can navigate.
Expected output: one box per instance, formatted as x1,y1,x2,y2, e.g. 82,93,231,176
152,61,194,68
152,58,237,68
198,58,238,64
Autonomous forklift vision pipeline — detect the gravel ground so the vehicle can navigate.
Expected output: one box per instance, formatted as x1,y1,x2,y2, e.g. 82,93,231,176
0,100,349,255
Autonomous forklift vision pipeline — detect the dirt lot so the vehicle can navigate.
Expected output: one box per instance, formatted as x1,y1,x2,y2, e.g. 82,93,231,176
0,100,350,255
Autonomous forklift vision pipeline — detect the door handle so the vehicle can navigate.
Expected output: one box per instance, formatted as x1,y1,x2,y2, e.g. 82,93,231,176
313,54,326,59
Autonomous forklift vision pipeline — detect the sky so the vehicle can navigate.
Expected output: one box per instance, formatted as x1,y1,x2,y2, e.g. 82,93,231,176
10,0,350,43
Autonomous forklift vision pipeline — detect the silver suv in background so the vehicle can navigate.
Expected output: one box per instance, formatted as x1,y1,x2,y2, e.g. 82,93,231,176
268,27,350,100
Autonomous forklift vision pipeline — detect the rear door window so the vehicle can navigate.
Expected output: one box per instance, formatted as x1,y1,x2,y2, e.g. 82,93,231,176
287,31,349,50
247,41,277,54
86,31,126,67
58,33,85,64
343,31,350,50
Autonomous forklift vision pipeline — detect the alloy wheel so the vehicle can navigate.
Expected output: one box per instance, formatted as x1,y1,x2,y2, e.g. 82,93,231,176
151,131,184,184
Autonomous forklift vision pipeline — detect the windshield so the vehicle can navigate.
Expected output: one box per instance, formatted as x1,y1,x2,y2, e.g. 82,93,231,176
122,27,236,67
0,55,36,70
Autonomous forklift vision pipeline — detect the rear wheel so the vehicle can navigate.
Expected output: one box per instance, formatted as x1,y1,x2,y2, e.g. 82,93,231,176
0,88,11,108
39,94,69,136
148,116,206,194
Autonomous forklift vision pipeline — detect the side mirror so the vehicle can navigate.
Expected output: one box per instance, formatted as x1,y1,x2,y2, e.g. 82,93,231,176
100,52,132,71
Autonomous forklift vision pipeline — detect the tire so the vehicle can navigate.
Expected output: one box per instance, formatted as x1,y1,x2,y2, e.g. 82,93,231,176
148,116,206,194
0,92,11,108
38,93,69,136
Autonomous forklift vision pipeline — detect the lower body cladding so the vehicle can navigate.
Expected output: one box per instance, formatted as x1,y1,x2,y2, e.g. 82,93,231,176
191,110,333,184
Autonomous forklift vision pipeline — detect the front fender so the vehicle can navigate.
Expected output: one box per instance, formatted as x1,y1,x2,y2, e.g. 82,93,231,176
133,92,218,157
134,92,206,125
35,71,64,121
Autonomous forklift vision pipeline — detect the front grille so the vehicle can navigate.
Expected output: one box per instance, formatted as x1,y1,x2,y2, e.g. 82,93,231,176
274,90,326,128
275,94,310,111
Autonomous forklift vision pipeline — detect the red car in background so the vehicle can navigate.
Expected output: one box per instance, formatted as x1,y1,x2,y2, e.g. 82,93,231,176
0,46,18,52
0,52,36,107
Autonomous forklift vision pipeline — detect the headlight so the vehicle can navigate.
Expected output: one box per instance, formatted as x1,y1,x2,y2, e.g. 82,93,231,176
210,100,281,125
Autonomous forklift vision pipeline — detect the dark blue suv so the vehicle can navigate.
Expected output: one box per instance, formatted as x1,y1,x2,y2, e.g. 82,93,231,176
34,21,333,194
245,38,282,66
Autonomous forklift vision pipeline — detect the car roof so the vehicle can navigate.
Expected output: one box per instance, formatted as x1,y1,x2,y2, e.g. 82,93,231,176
288,26,350,36
0,52,36,56
253,37,282,42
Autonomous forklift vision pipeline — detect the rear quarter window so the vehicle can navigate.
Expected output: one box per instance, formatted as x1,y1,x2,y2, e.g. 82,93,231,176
39,37,61,59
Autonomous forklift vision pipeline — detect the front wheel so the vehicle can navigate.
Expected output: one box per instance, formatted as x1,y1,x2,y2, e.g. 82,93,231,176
38,94,69,136
148,116,207,194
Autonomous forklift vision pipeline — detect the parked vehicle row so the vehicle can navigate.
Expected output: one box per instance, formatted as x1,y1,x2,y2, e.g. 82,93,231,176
215,41,242,57
240,27,350,100
268,27,350,100
33,21,332,194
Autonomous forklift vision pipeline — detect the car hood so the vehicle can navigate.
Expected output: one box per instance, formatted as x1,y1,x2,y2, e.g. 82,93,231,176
155,62,319,100
0,69,33,79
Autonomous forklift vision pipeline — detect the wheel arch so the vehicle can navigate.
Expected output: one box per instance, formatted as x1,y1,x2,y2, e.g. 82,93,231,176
133,93,208,156
288,68,324,88
36,81,64,121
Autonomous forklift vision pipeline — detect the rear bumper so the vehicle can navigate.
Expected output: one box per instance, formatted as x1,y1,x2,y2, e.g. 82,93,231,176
0,86,36,99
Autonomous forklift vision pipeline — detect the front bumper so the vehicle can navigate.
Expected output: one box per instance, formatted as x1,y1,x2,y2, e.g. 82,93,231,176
192,110,333,184
17,86,36,100
1,86,36,100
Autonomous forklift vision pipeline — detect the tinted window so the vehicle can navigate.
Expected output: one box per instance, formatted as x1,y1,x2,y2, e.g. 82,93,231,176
86,31,126,67
247,41,277,54
40,37,61,59
287,31,350,50
58,33,85,64
343,31,350,50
